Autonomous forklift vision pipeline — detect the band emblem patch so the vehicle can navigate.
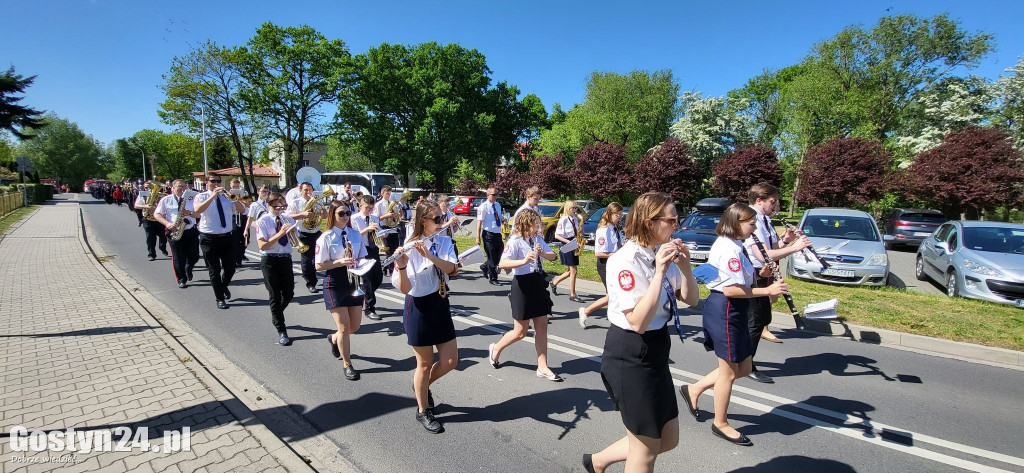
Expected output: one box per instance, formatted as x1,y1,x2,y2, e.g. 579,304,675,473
728,258,741,272
618,270,635,291
597,237,605,246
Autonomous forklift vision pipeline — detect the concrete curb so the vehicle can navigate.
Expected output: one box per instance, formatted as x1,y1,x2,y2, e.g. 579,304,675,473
77,204,362,472
545,268,1024,371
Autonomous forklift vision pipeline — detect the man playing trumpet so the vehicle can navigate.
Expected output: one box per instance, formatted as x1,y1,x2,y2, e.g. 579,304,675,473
193,175,247,309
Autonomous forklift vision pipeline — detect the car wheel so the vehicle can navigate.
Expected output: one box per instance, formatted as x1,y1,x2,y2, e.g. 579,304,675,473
915,255,928,281
946,270,960,298
545,227,556,243
884,240,893,250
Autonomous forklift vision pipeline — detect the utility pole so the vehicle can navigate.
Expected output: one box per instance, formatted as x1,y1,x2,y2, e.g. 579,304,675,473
202,106,209,183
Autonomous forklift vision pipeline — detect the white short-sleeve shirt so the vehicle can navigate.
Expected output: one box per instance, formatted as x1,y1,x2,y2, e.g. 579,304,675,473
555,215,579,239
315,227,366,265
594,225,622,254
605,240,684,331
247,200,269,220
350,212,381,254
501,234,553,276
254,214,296,255
373,199,392,220
742,208,779,269
514,203,539,218
193,190,236,234
389,235,458,297
134,194,147,207
477,200,503,233
707,236,754,290
155,194,196,230
287,195,319,233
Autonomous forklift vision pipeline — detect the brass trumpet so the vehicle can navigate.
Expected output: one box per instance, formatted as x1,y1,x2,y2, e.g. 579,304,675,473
225,193,253,205
286,226,309,253
346,240,365,297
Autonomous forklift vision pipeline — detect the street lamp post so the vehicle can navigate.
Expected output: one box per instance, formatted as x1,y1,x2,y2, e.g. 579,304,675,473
127,139,146,181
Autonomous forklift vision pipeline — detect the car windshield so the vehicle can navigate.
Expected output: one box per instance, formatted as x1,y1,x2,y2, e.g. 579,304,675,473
587,209,605,223
371,174,400,190
801,216,879,241
680,214,721,234
901,212,946,223
537,206,561,217
962,227,1024,254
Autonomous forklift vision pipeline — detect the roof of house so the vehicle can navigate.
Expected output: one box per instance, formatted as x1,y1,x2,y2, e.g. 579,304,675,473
191,164,280,178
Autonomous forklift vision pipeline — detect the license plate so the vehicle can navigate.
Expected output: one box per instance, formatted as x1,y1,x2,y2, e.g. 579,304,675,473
914,232,931,236
690,251,708,261
821,268,855,278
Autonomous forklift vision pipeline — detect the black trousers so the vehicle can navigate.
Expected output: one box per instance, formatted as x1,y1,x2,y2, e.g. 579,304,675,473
747,277,773,372
167,227,200,283
482,230,504,282
232,225,246,265
361,246,383,312
297,231,321,288
200,232,236,301
261,255,295,332
144,220,168,258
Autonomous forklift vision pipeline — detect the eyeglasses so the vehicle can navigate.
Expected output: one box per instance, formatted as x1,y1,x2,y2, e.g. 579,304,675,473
651,216,680,227
336,210,351,217
423,215,443,224
209,179,222,183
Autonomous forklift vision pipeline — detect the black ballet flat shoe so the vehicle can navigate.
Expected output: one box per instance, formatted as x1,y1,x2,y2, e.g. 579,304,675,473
747,371,774,384
680,385,700,421
550,282,558,295
711,424,752,446
582,453,596,473
569,295,583,303
328,334,340,359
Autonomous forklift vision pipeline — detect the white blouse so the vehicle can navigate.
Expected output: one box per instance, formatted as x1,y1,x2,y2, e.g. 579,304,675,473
501,234,553,276
389,235,458,297
555,215,580,240
314,227,366,265
706,236,754,290
254,214,296,255
605,240,684,331
594,225,622,254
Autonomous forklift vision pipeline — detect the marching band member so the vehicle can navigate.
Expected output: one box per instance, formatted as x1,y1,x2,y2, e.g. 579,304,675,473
583,192,697,473
316,201,367,380
475,186,504,286
337,182,354,202
374,185,399,276
680,203,788,447
399,191,413,244
287,182,324,293
133,188,168,261
153,179,199,288
193,175,246,309
351,195,384,321
742,183,811,384
579,202,624,327
228,178,250,266
488,209,562,381
243,186,271,249
550,199,583,302
514,186,541,218
437,194,460,255
254,193,297,346
391,201,460,434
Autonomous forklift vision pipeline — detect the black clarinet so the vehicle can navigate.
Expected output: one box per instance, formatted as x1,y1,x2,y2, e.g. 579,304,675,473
778,218,830,271
751,234,806,330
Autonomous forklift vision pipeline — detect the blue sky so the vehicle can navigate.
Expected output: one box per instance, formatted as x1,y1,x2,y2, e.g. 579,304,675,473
2,0,1021,145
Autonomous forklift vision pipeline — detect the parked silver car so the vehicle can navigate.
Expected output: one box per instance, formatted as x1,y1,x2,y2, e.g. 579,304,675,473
915,221,1024,307
786,208,890,286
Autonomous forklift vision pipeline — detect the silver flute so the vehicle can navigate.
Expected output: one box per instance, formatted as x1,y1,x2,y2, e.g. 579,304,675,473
381,228,448,267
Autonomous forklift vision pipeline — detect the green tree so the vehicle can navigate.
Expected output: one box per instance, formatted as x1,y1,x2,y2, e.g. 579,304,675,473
995,56,1024,149
0,67,47,139
160,41,267,191
336,42,544,189
536,70,679,161
18,115,106,187
320,134,374,172
239,23,352,188
895,76,997,162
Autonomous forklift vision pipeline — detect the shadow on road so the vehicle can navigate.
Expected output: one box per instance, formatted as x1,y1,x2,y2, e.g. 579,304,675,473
757,353,901,382
728,455,856,472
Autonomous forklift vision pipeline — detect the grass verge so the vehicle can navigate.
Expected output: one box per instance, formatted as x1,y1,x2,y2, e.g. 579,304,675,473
455,235,1024,351
0,205,36,236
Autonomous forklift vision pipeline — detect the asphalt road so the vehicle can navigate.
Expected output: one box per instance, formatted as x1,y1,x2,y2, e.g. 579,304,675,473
80,194,1023,473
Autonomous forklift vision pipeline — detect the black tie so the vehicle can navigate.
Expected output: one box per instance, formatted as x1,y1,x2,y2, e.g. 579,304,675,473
215,194,226,228
492,202,501,227
275,217,288,247
764,215,777,247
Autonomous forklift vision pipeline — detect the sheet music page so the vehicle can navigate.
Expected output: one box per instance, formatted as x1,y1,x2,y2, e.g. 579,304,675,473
350,258,377,276
559,239,579,253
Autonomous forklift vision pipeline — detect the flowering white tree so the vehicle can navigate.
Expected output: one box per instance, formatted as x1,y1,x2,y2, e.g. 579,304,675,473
668,91,753,174
894,76,997,166
995,56,1024,149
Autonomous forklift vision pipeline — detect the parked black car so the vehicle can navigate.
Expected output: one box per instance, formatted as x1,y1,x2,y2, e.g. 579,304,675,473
882,208,948,250
673,198,731,264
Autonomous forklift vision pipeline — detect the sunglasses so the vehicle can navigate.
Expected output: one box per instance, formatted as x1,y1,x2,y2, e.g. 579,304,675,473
423,215,443,224
336,210,351,217
209,180,222,183
271,205,288,210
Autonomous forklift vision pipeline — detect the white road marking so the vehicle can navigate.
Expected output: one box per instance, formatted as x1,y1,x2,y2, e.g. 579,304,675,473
246,250,1020,472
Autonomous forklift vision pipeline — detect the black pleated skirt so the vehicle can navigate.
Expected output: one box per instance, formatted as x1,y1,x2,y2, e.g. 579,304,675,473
600,324,678,439
324,267,364,310
510,272,553,320
559,249,580,266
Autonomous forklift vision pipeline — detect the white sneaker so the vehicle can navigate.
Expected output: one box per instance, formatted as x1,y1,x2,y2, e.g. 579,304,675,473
578,308,587,328
488,343,499,368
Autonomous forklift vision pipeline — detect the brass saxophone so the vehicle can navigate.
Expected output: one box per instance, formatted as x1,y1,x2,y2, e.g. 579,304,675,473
143,180,162,222
302,186,335,230
574,213,585,256
381,198,400,229
169,195,188,241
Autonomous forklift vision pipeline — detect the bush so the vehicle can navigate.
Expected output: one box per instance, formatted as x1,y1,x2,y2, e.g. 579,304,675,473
795,137,892,208
573,142,631,201
9,183,53,203
712,144,783,202
633,138,702,206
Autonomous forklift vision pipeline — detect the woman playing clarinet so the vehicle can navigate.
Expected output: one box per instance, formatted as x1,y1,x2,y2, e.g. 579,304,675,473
391,200,460,434
680,203,788,446
488,209,561,381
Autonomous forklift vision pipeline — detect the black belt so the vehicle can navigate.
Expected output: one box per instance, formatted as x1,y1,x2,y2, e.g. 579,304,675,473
201,231,232,237
262,253,292,258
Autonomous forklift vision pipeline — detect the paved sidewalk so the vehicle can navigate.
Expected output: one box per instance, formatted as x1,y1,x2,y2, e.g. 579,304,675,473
0,200,309,472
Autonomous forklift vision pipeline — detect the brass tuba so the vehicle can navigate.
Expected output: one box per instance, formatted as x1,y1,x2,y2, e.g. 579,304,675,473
302,186,335,230
381,198,400,229
143,180,163,222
